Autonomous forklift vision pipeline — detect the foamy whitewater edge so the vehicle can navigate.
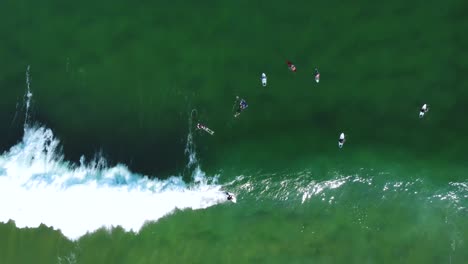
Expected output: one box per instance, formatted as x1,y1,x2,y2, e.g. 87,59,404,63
0,126,227,240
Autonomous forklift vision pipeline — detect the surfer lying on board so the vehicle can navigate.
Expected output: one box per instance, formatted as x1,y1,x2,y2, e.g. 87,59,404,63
287,61,297,72
196,123,214,135
234,96,248,118
419,104,429,118
261,73,267,87
314,68,320,83
338,133,346,148
226,192,233,201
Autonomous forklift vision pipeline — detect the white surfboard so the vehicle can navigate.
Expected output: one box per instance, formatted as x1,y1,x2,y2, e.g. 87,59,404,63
230,195,237,203
338,132,345,148
261,73,267,87
202,127,214,135
419,104,428,118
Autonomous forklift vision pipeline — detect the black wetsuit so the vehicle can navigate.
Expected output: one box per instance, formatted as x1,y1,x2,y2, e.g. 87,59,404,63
235,99,247,115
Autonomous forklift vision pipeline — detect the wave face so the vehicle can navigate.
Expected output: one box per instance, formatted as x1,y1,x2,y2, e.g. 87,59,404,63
0,125,226,240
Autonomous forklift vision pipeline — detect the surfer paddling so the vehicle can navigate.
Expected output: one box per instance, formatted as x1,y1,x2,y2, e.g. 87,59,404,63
287,61,297,72
233,96,248,118
196,123,214,135
261,73,267,87
338,132,346,148
314,68,320,83
419,104,429,118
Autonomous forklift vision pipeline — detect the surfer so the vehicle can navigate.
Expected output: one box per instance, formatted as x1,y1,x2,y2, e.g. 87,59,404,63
338,133,346,148
261,73,267,87
234,96,248,118
419,104,429,118
225,192,236,203
287,61,297,72
196,123,214,135
314,68,320,83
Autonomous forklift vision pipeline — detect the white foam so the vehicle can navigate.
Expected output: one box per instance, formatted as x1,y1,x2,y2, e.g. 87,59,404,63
24,65,33,127
0,126,226,240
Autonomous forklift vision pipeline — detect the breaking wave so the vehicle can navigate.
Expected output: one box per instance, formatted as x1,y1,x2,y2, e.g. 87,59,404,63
0,68,227,240
0,126,227,240
0,127,225,239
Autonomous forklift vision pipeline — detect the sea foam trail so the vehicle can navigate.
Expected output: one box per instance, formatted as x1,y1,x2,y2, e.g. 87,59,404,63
226,170,467,212
0,126,227,240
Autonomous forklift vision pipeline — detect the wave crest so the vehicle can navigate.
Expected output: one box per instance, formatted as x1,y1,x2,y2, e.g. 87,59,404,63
0,126,226,240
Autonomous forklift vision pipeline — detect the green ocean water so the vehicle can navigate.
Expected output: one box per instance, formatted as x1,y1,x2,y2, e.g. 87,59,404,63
0,158,467,264
1,0,467,263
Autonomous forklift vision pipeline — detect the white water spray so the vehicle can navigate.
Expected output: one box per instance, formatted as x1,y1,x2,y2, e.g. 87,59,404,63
24,65,33,128
0,85,227,240
185,109,198,169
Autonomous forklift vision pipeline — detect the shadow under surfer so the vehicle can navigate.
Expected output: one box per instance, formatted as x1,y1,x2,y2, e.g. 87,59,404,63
233,96,248,118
